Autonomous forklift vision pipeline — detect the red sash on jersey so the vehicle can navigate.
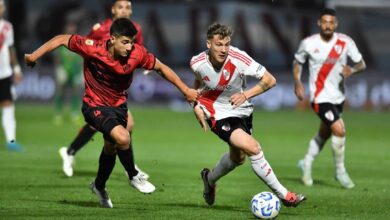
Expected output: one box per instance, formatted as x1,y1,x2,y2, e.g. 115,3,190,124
0,23,6,51
199,59,236,128
313,38,346,112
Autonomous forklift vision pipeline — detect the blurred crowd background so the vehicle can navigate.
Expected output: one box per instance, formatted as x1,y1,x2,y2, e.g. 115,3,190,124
4,0,390,111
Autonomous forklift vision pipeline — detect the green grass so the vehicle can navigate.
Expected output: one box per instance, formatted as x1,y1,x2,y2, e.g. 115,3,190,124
0,104,389,219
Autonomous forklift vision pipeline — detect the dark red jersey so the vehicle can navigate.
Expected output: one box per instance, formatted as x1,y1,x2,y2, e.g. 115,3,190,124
68,34,155,107
87,18,144,45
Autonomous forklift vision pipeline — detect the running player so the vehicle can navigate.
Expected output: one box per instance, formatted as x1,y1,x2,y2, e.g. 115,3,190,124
25,18,198,208
293,8,366,189
191,23,305,207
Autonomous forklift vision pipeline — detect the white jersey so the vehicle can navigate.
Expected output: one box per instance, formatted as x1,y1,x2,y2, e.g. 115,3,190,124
190,46,266,124
0,19,14,79
294,33,363,104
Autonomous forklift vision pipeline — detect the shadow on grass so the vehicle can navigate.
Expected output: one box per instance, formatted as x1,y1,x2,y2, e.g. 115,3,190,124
160,203,247,213
282,176,339,189
58,199,100,208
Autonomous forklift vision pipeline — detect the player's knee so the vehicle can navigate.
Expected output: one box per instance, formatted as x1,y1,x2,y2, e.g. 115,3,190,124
126,121,134,132
245,142,261,156
115,132,130,147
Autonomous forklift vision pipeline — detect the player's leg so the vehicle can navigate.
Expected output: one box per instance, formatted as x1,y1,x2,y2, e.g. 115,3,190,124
59,124,97,177
0,77,22,151
126,110,149,179
298,121,330,186
229,129,305,207
90,139,116,208
331,118,354,188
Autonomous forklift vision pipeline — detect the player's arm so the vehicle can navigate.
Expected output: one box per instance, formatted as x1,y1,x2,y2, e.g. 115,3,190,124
153,58,199,103
293,59,305,101
192,78,207,131
25,34,72,67
342,59,366,78
230,70,276,108
9,46,23,84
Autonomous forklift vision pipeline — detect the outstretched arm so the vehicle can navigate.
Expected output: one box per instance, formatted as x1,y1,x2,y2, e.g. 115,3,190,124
153,59,199,102
229,70,276,108
25,34,72,67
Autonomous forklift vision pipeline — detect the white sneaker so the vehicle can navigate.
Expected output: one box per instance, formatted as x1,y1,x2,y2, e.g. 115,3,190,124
298,159,313,186
59,147,74,177
89,182,113,208
135,164,150,180
130,172,156,194
336,172,355,189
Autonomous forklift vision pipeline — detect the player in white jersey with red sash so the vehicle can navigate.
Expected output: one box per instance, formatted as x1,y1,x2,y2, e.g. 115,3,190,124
293,8,366,189
192,23,305,208
0,0,23,151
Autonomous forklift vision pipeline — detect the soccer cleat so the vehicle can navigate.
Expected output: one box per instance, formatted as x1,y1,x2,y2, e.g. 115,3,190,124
135,164,150,180
89,182,113,208
130,172,156,194
201,168,216,206
336,172,355,189
298,159,313,186
59,147,74,177
282,191,306,207
6,142,23,152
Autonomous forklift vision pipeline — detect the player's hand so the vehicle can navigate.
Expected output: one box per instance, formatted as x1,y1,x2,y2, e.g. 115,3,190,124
24,54,36,68
294,82,305,101
13,73,23,84
341,65,353,78
229,92,247,109
184,88,199,103
193,104,207,132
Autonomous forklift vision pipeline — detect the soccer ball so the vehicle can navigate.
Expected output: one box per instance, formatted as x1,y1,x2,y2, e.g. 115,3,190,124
251,191,281,219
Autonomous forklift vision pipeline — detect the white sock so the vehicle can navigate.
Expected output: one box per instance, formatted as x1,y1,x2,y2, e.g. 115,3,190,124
208,153,238,185
331,135,346,174
303,134,326,168
249,151,288,199
2,105,16,143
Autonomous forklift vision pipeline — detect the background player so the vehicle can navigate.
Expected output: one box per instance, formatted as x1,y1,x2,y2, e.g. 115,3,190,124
0,0,23,151
192,23,305,207
25,18,198,208
59,0,148,178
293,8,366,189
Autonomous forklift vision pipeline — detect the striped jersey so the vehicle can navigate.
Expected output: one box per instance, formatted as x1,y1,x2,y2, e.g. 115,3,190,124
0,19,14,79
294,33,363,104
190,46,266,124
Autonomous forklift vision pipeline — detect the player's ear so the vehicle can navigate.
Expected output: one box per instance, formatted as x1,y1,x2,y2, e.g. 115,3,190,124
110,35,116,44
111,6,115,17
206,40,211,49
334,18,338,29
317,19,321,28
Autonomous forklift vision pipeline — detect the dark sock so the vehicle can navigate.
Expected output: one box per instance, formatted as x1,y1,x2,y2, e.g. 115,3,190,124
95,148,116,190
117,147,138,178
67,124,96,155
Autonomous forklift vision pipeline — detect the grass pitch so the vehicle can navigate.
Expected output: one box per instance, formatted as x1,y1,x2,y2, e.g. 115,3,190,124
0,104,389,219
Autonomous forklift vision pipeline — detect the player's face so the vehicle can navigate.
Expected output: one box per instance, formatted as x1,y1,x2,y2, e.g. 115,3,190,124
112,1,132,20
111,35,134,58
207,35,231,65
318,15,337,38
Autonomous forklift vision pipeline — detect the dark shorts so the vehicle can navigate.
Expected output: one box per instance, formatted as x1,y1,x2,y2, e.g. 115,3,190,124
0,77,13,102
82,102,128,142
207,114,253,143
312,102,344,126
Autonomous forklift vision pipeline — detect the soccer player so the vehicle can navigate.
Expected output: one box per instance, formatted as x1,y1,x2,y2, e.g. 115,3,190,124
0,0,23,151
58,0,146,178
25,18,198,208
293,8,366,189
53,21,83,125
191,23,305,207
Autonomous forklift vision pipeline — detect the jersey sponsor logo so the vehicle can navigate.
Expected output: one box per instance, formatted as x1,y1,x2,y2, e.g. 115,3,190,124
202,76,210,82
324,110,335,121
85,39,94,46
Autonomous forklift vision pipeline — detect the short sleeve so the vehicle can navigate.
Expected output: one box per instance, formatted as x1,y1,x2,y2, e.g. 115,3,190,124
68,34,94,58
347,38,363,63
243,61,266,79
294,40,308,64
138,46,155,70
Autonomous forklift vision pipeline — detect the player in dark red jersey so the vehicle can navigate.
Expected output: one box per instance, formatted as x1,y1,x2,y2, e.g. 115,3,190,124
25,18,198,208
58,0,148,179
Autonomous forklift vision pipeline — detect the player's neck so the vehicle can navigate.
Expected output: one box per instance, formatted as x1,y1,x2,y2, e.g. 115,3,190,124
107,42,119,60
320,33,334,42
208,53,224,71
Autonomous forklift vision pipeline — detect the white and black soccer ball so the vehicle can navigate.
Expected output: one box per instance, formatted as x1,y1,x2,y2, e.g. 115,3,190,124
251,191,281,219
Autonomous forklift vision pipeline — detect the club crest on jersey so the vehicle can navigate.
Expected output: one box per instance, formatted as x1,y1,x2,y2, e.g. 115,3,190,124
222,69,231,81
324,110,335,121
85,39,94,46
202,76,210,82
334,44,343,55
